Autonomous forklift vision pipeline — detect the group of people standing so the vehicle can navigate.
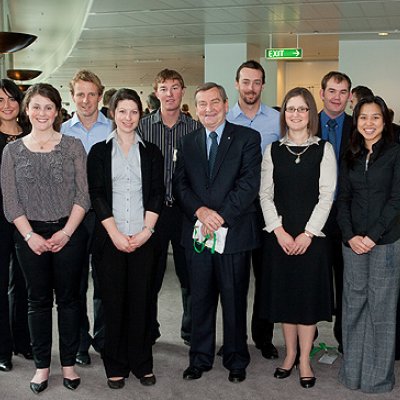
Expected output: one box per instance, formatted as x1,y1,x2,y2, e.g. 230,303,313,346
0,60,399,396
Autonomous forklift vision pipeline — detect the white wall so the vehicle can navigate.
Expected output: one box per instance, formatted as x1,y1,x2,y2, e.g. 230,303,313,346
340,39,400,123
284,60,338,111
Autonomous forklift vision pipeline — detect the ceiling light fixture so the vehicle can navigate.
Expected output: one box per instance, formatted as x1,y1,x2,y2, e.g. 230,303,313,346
7,69,42,81
0,32,37,53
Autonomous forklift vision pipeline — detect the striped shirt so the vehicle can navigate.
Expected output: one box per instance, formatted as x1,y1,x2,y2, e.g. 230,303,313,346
137,109,201,204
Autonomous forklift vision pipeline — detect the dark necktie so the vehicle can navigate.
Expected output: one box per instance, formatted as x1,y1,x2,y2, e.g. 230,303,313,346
208,131,218,178
327,119,338,154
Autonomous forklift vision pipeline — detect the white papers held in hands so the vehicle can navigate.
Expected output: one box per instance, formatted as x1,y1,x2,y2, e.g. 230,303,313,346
192,220,228,254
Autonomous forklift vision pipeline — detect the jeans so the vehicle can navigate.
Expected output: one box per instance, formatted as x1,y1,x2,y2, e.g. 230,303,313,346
15,218,87,368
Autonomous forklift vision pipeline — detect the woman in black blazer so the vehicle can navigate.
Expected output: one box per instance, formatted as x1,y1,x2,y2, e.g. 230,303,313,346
87,89,164,389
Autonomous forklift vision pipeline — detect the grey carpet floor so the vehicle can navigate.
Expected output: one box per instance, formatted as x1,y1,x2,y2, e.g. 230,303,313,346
1,257,399,400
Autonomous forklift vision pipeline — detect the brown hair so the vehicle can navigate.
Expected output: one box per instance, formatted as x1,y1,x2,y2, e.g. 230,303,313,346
280,87,318,137
153,69,185,91
235,60,265,84
22,83,63,131
321,71,351,91
69,69,104,96
194,82,228,105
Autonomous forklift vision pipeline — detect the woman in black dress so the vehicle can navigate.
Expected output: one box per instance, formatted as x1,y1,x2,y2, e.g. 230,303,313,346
0,80,32,372
259,87,336,388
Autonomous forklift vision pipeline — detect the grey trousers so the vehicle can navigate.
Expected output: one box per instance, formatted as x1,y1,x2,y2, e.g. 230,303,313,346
339,240,400,393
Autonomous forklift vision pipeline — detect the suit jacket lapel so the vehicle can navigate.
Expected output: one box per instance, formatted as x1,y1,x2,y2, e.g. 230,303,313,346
211,122,234,181
194,127,209,174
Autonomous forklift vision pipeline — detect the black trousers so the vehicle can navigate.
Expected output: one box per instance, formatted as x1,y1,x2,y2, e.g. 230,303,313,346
251,246,274,346
78,211,105,353
15,219,86,368
94,237,154,378
151,203,191,342
0,219,30,361
188,249,251,371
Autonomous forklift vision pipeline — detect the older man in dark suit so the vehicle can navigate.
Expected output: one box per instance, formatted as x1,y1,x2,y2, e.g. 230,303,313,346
173,82,261,383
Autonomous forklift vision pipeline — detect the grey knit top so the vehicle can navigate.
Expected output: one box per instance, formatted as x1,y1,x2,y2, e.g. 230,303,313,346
1,135,90,222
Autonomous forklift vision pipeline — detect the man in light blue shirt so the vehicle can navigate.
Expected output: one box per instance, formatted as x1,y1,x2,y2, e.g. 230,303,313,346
227,60,280,360
227,60,280,154
62,70,112,366
61,71,112,152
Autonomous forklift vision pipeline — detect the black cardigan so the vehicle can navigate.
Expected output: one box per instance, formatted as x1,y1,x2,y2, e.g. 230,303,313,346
87,138,164,250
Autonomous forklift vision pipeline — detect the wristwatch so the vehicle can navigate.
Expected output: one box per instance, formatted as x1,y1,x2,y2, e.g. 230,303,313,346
24,231,33,242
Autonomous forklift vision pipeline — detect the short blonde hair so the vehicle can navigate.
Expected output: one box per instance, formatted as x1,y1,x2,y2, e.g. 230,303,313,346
69,69,104,96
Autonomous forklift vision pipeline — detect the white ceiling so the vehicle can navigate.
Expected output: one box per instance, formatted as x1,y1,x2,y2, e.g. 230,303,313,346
8,0,400,90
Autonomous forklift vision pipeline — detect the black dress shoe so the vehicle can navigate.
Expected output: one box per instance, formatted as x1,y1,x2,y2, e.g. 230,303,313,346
0,360,13,372
183,366,204,380
228,369,246,383
107,378,125,389
300,376,316,388
63,377,81,390
14,350,34,360
140,374,156,386
76,351,91,366
30,380,48,394
260,343,279,359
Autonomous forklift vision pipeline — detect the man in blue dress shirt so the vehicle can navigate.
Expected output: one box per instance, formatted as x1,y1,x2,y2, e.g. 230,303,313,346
227,60,280,360
62,69,112,365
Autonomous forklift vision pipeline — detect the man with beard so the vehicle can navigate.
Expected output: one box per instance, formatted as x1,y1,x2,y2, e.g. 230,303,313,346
227,60,280,360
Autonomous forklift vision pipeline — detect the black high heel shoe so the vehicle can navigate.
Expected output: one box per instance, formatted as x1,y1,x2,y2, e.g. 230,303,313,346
274,349,300,379
300,376,316,388
299,364,316,388
30,380,48,394
63,377,81,390
274,359,299,379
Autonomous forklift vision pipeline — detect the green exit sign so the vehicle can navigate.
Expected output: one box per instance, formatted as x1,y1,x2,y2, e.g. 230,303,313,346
265,48,303,60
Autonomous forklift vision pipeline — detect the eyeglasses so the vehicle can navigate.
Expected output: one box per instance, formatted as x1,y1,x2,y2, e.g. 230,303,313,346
285,106,309,114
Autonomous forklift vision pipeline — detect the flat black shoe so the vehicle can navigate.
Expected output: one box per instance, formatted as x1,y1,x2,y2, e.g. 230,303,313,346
183,366,203,380
30,380,48,394
76,351,91,366
107,378,125,389
228,369,246,383
63,377,81,390
300,376,316,388
140,374,156,386
260,343,279,359
0,360,13,372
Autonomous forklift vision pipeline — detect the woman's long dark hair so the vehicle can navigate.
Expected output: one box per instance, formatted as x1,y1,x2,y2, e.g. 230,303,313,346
0,79,28,131
344,95,393,168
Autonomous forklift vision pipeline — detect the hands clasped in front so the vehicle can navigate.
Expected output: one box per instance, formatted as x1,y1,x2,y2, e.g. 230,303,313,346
110,229,152,253
28,230,71,255
348,235,375,255
196,206,225,237
274,226,312,256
